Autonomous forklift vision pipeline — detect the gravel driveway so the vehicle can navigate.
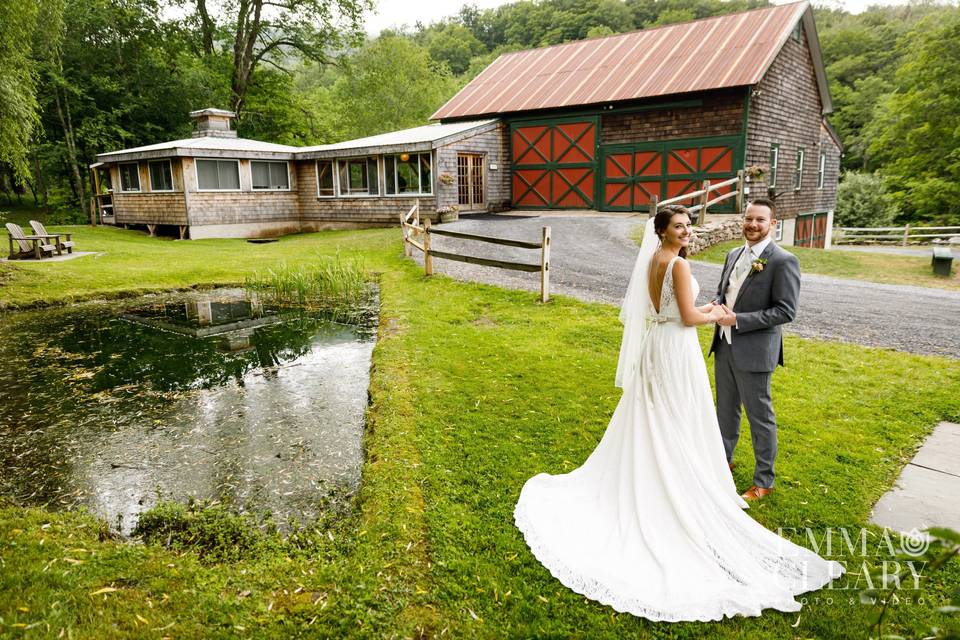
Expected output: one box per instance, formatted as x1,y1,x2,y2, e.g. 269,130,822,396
412,213,960,359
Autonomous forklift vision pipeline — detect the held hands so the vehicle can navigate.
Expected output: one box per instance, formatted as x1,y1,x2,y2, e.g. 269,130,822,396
716,304,737,327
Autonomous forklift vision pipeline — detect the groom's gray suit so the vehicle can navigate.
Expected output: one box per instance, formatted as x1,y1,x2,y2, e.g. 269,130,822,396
709,240,801,489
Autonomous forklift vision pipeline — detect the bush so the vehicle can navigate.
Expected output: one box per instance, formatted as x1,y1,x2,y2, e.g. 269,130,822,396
835,171,899,227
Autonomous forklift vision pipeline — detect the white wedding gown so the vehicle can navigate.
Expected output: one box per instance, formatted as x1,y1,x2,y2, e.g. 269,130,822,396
514,255,844,622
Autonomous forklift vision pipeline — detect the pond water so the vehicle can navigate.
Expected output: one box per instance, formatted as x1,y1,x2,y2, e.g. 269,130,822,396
0,289,376,533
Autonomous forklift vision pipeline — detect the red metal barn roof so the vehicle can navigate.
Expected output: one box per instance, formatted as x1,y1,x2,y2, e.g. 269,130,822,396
432,1,828,120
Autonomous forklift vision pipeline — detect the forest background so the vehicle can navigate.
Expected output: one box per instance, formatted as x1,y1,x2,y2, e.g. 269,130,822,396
1,0,958,227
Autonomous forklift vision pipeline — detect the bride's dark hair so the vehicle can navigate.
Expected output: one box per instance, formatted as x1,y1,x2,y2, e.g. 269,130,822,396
653,205,692,258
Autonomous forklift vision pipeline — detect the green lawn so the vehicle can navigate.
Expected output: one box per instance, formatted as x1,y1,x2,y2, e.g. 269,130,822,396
695,240,960,290
1,226,958,638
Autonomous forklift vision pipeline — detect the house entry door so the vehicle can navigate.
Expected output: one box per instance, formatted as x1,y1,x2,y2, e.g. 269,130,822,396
457,154,485,210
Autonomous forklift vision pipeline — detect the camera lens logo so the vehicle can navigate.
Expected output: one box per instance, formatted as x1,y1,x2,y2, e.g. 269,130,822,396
899,528,929,557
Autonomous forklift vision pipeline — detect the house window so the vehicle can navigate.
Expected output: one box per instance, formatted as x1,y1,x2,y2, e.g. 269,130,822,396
196,159,241,191
774,221,783,242
817,151,826,190
251,160,290,190
385,152,432,195
316,160,335,197
768,144,779,189
148,160,173,192
791,23,801,41
793,148,805,190
337,157,379,196
119,163,141,192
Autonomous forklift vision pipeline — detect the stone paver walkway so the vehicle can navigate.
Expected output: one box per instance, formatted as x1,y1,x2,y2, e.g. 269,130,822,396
870,422,960,534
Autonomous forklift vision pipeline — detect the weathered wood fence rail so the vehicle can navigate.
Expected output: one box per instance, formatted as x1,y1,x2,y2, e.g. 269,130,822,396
835,225,960,246
399,201,552,302
653,170,745,224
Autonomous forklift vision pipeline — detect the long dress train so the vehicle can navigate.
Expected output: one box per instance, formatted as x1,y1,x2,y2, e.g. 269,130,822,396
514,255,844,622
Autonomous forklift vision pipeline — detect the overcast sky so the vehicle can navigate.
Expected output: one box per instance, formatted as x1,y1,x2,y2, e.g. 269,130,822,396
364,0,920,35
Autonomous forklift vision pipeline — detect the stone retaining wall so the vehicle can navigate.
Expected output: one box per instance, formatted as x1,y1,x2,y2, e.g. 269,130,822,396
688,216,743,256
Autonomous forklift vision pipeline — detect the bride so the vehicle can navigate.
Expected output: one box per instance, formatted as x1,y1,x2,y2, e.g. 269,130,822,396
514,205,844,622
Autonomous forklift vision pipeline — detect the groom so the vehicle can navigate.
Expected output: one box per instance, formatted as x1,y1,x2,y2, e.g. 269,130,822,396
709,198,800,501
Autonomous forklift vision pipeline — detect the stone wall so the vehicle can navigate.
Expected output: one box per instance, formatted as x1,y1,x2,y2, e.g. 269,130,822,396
687,216,743,256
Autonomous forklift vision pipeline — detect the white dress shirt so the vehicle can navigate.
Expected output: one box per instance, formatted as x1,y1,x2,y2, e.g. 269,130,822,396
722,235,773,343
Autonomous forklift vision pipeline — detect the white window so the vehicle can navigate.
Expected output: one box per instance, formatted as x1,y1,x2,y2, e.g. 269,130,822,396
251,160,290,190
774,221,783,242
148,160,174,191
768,144,779,188
316,160,335,197
817,152,826,190
337,157,379,196
385,152,432,195
196,159,241,191
119,163,141,192
793,148,805,190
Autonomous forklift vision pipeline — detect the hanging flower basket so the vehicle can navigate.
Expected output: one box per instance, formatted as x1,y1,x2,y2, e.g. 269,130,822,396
437,205,459,223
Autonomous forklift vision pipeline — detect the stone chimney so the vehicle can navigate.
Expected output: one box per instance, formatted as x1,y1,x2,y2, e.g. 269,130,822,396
189,108,237,138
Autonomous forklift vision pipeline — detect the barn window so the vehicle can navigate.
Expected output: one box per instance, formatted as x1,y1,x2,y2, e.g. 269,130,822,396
337,157,379,196
768,144,779,188
316,160,335,197
196,159,241,191
793,148,805,190
385,152,432,195
119,163,141,192
148,160,173,191
817,152,826,190
251,161,290,190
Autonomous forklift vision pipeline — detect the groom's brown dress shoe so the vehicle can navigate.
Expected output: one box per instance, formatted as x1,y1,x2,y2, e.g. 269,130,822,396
741,486,773,501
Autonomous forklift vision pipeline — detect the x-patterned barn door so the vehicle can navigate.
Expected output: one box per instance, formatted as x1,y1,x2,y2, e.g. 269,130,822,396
510,117,598,209
600,136,742,212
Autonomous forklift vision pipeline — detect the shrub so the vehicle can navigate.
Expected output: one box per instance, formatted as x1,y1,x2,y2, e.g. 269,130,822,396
133,500,267,563
835,171,899,227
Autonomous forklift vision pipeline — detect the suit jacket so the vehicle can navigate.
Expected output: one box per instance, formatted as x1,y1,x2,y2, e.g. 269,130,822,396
708,241,801,372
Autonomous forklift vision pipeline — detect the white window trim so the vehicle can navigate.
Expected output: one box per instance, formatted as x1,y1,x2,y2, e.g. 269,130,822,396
817,152,826,190
119,162,142,193
250,160,292,192
794,148,805,191
774,221,784,242
195,158,242,192
316,159,337,198
148,159,175,192
385,152,433,197
336,156,381,198
769,144,779,188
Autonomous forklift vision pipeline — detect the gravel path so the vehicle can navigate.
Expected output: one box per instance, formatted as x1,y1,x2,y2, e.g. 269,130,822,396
413,214,960,359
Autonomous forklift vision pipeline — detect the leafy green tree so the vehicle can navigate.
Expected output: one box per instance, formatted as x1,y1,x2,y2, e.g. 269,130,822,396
181,0,372,115
331,36,457,139
420,22,486,75
834,171,898,227
867,10,960,223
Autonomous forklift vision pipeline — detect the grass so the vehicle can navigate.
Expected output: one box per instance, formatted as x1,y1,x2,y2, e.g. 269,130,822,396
1,226,959,638
695,239,960,290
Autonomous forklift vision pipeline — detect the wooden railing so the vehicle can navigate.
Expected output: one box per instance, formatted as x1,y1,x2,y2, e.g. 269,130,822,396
653,170,745,225
399,201,552,302
834,224,960,246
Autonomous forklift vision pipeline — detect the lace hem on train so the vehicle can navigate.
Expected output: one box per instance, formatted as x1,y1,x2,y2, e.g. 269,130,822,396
514,500,843,622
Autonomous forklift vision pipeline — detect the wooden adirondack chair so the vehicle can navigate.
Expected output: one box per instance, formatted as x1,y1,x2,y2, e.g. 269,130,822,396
6,222,59,260
30,220,74,254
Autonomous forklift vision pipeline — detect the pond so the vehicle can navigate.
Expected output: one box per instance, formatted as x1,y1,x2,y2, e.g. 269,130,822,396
0,288,377,533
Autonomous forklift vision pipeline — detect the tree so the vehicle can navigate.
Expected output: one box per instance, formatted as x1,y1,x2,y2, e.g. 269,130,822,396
183,0,372,116
331,36,457,139
834,171,898,227
419,23,486,75
867,9,960,223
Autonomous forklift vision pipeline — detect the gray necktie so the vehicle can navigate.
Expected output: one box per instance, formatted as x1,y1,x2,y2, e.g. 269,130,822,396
733,249,752,282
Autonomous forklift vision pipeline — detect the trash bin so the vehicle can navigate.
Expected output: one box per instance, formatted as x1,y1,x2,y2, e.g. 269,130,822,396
932,247,954,277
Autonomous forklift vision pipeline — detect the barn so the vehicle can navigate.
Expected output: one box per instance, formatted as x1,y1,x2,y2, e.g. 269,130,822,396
431,0,839,247
92,0,838,247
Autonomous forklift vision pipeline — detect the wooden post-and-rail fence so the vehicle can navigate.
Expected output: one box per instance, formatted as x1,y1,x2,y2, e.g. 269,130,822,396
650,170,746,223
399,201,552,302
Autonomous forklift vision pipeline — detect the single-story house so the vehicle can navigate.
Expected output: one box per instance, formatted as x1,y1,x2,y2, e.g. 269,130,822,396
93,0,839,247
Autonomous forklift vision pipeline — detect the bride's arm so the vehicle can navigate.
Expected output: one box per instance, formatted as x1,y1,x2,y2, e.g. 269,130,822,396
673,259,724,327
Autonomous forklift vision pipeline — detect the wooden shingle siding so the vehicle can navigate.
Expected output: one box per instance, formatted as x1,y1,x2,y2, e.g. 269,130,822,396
182,157,299,226
111,158,188,224
746,23,835,219
600,89,745,145
435,122,510,211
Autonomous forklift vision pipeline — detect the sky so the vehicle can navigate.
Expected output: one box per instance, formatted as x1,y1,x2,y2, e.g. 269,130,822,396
363,0,918,35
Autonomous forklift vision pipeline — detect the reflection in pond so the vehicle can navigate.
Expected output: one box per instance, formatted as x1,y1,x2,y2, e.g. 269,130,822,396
0,289,377,533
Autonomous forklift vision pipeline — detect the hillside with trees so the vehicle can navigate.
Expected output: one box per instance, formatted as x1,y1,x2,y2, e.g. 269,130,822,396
1,0,957,225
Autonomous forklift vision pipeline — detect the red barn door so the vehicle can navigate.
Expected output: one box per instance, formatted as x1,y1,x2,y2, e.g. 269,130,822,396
511,118,597,209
